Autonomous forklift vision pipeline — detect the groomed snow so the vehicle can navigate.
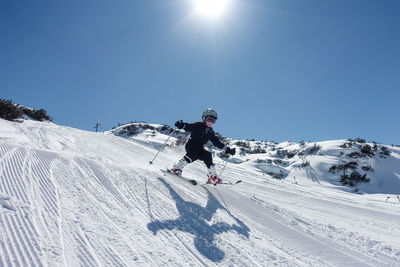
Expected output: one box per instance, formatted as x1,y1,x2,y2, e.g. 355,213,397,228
1,118,400,266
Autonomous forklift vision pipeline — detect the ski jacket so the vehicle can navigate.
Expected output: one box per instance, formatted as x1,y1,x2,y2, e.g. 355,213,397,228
181,122,225,150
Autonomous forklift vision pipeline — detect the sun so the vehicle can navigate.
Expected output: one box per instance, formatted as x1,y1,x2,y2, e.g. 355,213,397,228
193,0,230,19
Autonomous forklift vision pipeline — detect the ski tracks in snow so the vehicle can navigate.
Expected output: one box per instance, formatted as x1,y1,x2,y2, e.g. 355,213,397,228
212,185,400,266
0,144,54,266
0,143,138,266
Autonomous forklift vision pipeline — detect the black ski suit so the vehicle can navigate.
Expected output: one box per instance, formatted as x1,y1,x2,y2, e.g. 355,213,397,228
180,122,225,168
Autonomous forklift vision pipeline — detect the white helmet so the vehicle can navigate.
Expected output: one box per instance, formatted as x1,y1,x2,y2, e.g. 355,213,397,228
202,108,218,123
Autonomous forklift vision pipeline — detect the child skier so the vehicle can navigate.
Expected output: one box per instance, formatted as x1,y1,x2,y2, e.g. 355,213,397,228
169,108,236,184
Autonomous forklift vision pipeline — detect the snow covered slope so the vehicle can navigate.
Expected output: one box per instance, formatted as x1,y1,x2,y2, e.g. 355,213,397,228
1,119,400,266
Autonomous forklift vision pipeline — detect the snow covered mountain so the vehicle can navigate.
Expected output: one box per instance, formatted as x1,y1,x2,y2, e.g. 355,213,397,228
110,122,400,194
1,118,400,266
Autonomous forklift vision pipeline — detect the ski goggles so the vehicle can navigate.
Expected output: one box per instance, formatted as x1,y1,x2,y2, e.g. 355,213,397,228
205,116,217,123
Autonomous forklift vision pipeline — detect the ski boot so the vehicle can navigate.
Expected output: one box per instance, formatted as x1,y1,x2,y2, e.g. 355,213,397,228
207,165,222,185
169,158,188,176
169,168,182,176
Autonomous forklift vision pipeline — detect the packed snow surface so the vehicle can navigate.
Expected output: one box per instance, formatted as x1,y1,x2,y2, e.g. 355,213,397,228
1,119,400,266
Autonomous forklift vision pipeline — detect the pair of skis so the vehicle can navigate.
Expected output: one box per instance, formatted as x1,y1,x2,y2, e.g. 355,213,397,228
161,169,242,186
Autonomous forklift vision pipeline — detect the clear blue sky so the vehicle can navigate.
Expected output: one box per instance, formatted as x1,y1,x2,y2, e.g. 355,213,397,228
1,0,399,144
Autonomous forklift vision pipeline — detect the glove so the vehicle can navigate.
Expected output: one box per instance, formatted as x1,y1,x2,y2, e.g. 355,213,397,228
175,120,185,129
225,147,236,156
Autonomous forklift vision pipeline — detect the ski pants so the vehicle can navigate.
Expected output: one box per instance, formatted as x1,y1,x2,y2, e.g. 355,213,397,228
184,143,213,168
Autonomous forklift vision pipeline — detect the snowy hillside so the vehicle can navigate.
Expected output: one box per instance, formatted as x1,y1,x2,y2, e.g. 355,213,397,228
110,122,400,194
1,118,400,266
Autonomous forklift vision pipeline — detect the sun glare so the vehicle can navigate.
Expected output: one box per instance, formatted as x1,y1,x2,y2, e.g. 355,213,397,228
193,0,230,19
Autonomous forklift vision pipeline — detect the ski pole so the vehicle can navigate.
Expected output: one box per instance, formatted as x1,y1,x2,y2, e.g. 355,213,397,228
218,155,230,177
149,129,176,165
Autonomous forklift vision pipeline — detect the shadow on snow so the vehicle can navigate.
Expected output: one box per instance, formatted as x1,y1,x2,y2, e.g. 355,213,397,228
147,177,250,262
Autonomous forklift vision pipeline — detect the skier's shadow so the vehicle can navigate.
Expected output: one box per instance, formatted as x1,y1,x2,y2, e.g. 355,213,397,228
147,177,250,262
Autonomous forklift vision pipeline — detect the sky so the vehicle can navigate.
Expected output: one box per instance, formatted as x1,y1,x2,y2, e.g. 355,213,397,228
1,0,399,145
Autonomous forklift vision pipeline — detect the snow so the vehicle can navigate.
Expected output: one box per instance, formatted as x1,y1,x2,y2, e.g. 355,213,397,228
1,118,400,266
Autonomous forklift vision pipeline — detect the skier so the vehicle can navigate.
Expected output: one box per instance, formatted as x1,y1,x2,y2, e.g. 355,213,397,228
170,108,236,184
